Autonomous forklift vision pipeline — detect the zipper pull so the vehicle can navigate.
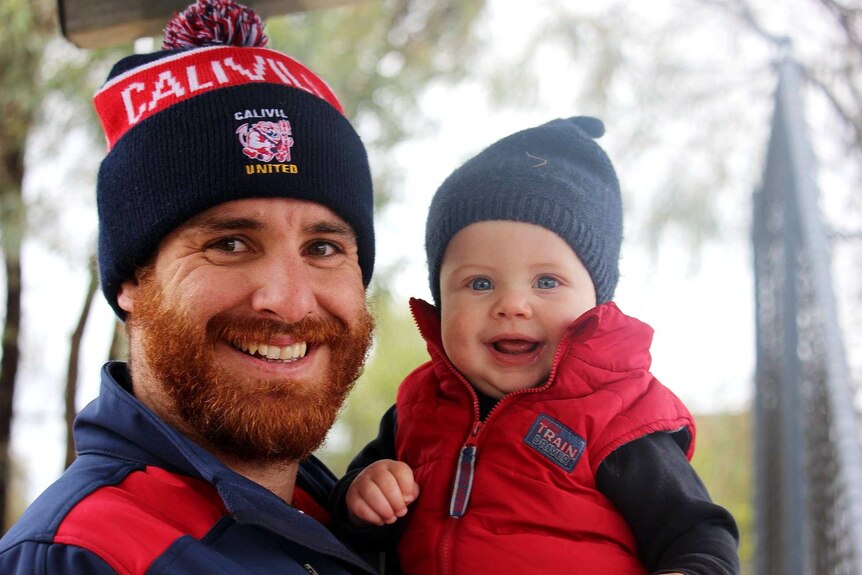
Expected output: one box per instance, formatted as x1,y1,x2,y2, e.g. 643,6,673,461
449,423,482,517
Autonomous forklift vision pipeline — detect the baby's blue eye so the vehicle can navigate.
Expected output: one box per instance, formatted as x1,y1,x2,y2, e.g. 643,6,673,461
470,277,493,291
535,276,559,289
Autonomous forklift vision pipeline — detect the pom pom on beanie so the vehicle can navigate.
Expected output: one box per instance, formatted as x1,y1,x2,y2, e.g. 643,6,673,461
162,0,269,49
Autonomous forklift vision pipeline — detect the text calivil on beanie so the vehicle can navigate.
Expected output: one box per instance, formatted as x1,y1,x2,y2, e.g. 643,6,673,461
94,45,344,149
93,0,375,320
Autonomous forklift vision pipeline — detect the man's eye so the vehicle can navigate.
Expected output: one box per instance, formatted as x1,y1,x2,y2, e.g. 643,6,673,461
535,276,559,289
469,277,493,291
208,237,250,253
307,240,340,257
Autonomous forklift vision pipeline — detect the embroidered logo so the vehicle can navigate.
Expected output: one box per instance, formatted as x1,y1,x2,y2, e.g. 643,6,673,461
236,118,294,163
523,414,585,473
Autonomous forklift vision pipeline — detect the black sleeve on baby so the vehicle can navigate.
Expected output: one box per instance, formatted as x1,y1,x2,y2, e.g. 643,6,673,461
328,404,403,556
595,432,741,575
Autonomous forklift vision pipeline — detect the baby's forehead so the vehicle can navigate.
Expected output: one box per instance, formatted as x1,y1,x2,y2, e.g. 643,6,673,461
441,220,586,269
445,220,579,253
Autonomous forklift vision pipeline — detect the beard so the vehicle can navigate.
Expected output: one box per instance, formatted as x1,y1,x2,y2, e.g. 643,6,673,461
128,270,374,465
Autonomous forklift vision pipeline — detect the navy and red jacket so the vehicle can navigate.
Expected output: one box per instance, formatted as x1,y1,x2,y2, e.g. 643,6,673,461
0,362,375,575
333,299,740,575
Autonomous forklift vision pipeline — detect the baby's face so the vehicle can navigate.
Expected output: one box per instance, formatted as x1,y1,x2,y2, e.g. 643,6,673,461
439,221,597,399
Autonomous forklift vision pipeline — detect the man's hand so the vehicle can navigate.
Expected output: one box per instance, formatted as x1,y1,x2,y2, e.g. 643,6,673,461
346,459,420,526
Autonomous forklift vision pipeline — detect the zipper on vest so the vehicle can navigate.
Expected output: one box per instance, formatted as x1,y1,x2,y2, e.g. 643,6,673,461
439,516,459,575
448,421,481,517
441,421,480,575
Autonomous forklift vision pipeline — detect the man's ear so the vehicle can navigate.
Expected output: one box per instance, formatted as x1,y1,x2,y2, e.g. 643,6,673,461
117,279,140,315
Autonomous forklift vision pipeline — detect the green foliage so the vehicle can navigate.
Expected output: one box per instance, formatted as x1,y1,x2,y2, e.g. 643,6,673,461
0,0,124,248
0,0,53,141
264,0,488,207
267,0,487,123
319,291,428,475
691,410,754,574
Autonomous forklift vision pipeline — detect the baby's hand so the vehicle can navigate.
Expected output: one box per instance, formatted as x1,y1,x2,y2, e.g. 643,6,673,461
346,459,420,526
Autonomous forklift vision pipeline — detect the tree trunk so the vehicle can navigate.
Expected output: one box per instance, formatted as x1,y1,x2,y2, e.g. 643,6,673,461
0,145,24,532
64,257,99,469
0,246,21,534
0,0,56,533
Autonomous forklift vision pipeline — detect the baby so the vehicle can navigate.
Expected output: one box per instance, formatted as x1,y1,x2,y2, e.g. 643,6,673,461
333,117,740,575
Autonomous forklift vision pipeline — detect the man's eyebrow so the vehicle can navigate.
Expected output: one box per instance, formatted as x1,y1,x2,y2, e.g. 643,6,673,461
185,214,264,232
181,214,356,239
308,220,356,240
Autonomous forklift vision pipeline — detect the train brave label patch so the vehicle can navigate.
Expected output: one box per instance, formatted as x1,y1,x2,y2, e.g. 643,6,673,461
523,414,586,473
236,110,298,174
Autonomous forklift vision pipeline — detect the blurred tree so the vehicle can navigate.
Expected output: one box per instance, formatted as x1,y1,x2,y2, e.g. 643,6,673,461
0,0,120,527
719,0,862,154
0,0,61,532
64,257,99,469
474,0,860,255
319,288,428,475
265,0,489,209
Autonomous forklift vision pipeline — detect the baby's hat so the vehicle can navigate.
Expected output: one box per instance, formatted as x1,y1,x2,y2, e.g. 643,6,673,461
425,116,622,306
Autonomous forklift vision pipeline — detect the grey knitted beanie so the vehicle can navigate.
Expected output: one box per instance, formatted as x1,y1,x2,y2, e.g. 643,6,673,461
425,116,622,306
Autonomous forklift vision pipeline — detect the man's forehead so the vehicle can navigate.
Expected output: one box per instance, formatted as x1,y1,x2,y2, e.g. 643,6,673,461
182,197,356,236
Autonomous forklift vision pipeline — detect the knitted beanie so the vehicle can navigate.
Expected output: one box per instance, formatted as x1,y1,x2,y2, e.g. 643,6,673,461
425,116,622,306
94,0,374,319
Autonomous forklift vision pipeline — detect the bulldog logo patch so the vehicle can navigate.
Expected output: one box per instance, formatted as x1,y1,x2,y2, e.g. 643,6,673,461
236,119,294,162
523,414,585,473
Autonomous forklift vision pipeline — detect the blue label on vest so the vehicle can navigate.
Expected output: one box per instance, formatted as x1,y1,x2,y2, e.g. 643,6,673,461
523,414,586,473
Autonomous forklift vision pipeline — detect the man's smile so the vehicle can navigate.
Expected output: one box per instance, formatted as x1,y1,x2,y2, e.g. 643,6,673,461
232,340,309,362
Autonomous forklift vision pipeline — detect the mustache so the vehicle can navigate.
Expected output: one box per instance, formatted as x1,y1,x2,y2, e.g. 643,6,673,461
208,313,350,345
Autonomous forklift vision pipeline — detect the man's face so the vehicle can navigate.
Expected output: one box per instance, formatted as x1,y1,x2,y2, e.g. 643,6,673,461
118,198,373,464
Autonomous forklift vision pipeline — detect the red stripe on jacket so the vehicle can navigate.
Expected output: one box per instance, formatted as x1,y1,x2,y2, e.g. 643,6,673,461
54,466,228,575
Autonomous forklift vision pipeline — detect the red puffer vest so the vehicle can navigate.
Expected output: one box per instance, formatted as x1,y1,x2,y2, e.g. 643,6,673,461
395,299,695,575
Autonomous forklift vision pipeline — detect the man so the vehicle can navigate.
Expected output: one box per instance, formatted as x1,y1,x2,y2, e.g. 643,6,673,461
0,1,376,573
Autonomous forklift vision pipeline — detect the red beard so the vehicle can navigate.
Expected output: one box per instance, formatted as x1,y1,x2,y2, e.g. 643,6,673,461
128,271,374,464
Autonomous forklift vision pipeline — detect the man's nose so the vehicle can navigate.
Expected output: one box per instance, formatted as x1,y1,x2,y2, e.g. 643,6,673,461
250,255,316,323
492,288,533,319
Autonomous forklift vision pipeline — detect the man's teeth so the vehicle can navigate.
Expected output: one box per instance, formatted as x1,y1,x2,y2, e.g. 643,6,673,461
237,341,308,361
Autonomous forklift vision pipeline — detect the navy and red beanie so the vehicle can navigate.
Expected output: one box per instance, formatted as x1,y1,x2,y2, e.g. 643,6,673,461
425,116,622,306
94,0,374,319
